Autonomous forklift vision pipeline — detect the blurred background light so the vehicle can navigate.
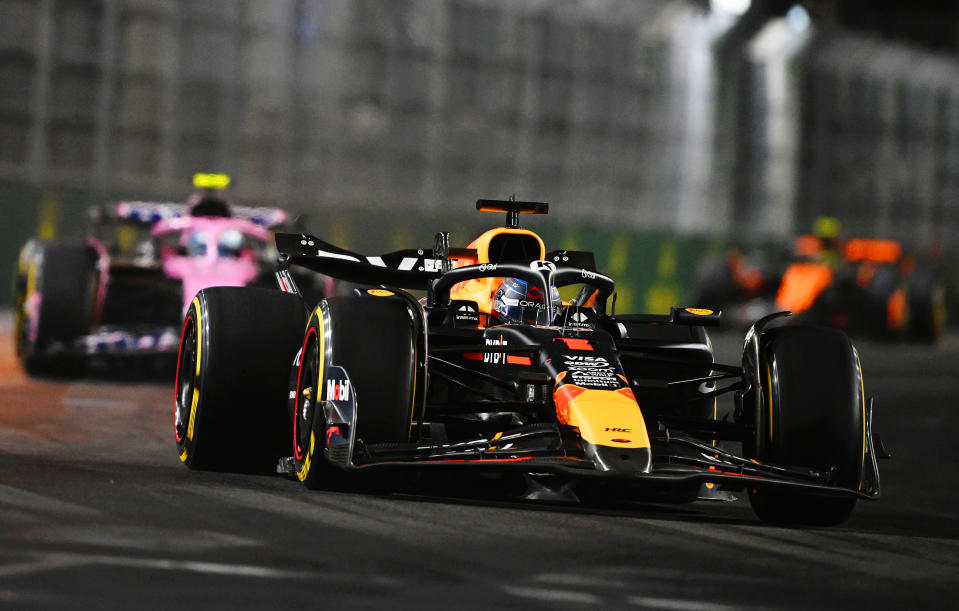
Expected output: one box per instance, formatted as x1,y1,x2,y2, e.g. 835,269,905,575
785,4,811,32
710,0,752,16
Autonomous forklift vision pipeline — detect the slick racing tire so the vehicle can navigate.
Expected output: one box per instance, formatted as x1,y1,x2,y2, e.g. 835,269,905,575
693,257,735,308
292,295,419,489
749,326,865,526
175,287,306,472
15,241,98,375
863,264,907,336
907,268,946,342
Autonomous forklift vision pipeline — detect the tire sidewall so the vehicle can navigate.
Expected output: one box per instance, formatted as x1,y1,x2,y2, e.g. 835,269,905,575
292,305,330,488
761,325,865,489
175,294,210,468
174,287,305,472
750,325,865,525
291,294,419,487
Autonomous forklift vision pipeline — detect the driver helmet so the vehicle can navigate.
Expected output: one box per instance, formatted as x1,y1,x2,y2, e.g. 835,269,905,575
189,194,232,218
492,277,561,325
188,173,233,217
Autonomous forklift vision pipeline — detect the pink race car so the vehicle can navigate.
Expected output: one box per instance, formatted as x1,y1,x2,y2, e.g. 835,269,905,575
13,197,326,375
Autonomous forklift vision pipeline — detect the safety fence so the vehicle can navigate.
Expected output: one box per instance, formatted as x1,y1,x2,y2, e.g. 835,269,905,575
3,0,959,309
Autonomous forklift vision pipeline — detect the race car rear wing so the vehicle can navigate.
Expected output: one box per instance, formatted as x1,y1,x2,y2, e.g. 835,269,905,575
275,232,611,305
276,232,462,289
99,202,288,228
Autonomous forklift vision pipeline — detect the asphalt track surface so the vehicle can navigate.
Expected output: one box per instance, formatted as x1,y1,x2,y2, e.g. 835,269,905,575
1,312,957,610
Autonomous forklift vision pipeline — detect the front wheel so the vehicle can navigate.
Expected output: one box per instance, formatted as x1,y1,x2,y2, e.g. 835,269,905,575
292,294,421,489
863,264,908,336
907,268,947,342
175,287,306,472
749,325,865,526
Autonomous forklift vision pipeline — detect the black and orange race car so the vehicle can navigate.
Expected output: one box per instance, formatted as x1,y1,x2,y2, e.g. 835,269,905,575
174,200,881,525
695,221,947,341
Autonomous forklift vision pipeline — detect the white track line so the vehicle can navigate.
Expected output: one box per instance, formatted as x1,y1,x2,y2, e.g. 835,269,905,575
502,585,601,604
627,596,738,611
0,551,316,581
0,485,102,517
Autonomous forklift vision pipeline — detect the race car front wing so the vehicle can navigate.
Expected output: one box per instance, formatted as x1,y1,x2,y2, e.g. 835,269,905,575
277,365,881,501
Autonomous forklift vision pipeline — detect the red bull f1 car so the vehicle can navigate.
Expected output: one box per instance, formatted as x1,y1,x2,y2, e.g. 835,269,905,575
174,200,882,525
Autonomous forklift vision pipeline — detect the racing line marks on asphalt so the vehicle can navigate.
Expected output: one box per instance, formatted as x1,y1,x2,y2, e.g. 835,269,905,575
638,519,959,582
502,585,601,604
0,556,81,579
531,568,776,589
0,551,320,581
27,525,261,554
0,485,102,518
193,485,415,536
625,596,738,611
502,584,738,610
174,484,464,550
521,569,764,609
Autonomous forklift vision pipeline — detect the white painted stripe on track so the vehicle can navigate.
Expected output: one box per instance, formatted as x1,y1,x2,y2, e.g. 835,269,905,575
634,518,959,582
0,557,81,579
173,484,465,548
18,525,259,553
532,567,777,588
502,585,601,604
0,552,319,580
0,485,102,517
626,596,738,611
532,573,633,589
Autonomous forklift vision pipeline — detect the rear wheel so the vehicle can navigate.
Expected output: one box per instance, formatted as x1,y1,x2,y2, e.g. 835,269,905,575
907,268,947,342
175,287,306,472
293,295,419,489
693,257,734,308
749,326,865,526
16,241,98,375
863,264,907,336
